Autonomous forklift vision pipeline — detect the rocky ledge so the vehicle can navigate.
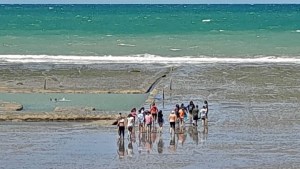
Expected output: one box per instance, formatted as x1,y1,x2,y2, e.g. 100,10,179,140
0,101,23,111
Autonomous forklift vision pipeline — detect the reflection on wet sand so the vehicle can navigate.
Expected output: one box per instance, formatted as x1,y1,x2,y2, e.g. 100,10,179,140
169,134,176,153
177,128,187,147
117,123,208,157
188,126,199,145
157,134,164,154
127,141,134,158
117,138,125,159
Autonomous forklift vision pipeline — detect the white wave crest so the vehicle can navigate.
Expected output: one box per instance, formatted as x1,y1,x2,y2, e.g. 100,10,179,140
202,19,211,23
0,54,300,64
117,43,136,47
170,48,181,51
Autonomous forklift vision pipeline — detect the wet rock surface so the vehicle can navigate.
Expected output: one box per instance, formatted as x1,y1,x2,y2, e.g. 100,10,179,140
0,101,23,111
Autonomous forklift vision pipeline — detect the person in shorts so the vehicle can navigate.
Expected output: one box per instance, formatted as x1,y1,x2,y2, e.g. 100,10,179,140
127,114,134,139
137,110,145,133
169,110,177,134
150,102,158,125
200,106,207,127
145,111,153,134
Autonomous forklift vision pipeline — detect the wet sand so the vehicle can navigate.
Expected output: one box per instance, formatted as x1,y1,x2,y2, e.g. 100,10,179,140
1,62,300,168
1,121,299,169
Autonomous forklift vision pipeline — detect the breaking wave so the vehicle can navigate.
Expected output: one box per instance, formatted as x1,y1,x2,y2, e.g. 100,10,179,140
1,54,300,64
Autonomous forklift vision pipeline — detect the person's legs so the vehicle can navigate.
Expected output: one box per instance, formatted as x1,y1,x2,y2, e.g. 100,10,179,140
159,122,163,133
141,123,144,133
128,126,133,138
120,126,125,139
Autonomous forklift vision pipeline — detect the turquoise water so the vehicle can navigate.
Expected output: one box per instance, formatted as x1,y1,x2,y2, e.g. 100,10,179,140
0,4,300,57
0,93,148,111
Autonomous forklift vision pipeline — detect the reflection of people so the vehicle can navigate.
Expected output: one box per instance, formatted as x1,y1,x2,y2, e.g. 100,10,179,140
146,135,152,154
117,138,125,159
157,137,164,154
138,132,146,154
151,129,157,144
177,130,186,146
169,135,176,153
127,141,134,158
200,125,208,145
192,126,199,145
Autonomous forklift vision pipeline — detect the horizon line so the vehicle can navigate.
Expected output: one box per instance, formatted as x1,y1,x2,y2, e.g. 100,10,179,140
1,3,300,4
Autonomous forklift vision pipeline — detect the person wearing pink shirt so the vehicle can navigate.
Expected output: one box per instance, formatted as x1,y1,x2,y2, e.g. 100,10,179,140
145,111,153,134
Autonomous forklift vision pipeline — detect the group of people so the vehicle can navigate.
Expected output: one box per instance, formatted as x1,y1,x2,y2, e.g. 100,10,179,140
117,102,163,139
116,100,209,139
168,100,209,134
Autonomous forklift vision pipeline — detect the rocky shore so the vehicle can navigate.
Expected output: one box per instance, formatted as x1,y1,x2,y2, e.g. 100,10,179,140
1,62,300,123
0,63,172,122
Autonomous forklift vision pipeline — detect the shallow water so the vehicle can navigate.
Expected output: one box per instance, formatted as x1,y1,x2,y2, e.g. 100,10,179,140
1,119,299,169
1,62,300,168
0,93,148,111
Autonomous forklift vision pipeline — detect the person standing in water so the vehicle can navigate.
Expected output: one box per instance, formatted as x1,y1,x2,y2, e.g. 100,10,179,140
200,106,207,127
117,116,125,139
187,101,195,124
157,110,164,133
150,102,158,125
192,105,199,126
145,111,153,134
178,107,185,129
130,108,137,126
127,114,134,139
204,100,208,118
137,110,145,133
169,110,177,135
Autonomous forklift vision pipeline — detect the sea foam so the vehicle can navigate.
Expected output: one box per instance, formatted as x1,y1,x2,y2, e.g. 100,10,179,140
1,55,300,64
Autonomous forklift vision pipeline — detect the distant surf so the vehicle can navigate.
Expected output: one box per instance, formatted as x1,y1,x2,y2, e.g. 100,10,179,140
1,55,300,64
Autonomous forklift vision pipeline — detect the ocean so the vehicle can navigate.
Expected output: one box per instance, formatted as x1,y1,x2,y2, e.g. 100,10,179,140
1,4,300,64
